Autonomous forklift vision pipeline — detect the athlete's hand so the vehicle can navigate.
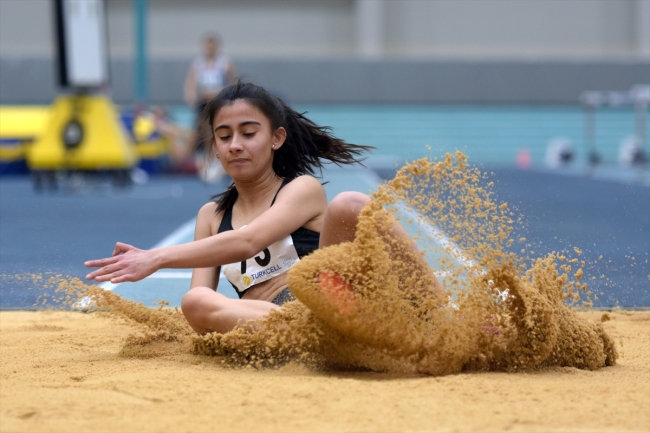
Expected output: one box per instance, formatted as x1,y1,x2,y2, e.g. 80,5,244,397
84,242,159,283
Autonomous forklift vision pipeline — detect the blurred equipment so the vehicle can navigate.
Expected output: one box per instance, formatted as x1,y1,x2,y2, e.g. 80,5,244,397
630,85,649,167
545,138,574,168
198,157,226,184
579,91,603,166
618,136,647,167
515,148,532,169
121,107,170,175
580,85,649,170
26,0,137,191
0,106,50,175
28,95,137,189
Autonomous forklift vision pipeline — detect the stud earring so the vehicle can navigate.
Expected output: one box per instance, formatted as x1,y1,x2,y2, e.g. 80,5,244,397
272,144,275,149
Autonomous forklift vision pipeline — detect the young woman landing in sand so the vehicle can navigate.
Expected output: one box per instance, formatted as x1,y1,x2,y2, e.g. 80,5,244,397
85,82,439,335
85,82,616,375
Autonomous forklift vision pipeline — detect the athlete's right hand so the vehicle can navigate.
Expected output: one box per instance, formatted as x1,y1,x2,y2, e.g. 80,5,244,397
84,242,159,284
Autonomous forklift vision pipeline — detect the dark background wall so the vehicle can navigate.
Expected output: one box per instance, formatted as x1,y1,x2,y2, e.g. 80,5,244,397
1,58,648,105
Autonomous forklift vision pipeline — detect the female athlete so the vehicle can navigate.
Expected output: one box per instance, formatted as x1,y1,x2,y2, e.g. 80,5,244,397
85,82,430,334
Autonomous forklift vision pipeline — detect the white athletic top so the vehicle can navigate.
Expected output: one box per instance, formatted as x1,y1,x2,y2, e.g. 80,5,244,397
194,55,230,95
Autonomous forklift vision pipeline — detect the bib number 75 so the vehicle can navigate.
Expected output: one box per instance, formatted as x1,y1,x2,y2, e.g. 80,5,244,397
240,248,271,274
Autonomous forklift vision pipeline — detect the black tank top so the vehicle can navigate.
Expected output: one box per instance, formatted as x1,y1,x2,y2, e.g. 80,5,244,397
217,178,320,295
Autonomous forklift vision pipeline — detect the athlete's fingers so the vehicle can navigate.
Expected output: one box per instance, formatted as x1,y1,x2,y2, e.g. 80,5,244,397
85,243,134,269
84,255,119,270
112,242,134,256
85,259,128,280
88,247,155,283
87,269,113,282
87,270,110,281
110,273,134,284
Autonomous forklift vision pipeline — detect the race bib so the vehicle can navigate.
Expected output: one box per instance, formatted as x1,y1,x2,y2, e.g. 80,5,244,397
221,233,300,293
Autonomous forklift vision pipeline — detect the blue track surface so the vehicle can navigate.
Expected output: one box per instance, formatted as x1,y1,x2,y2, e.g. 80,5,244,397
1,163,648,309
486,167,649,307
2,101,649,309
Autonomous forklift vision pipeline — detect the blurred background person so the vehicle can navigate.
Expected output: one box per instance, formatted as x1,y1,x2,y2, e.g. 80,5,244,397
184,33,236,118
183,33,236,181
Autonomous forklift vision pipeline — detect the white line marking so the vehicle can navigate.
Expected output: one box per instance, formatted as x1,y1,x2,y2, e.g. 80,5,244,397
99,281,118,291
358,169,384,189
152,218,196,248
100,271,193,291
100,271,228,291
394,201,476,270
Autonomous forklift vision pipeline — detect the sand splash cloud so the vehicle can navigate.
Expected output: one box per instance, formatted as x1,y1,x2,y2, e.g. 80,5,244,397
192,152,617,374
34,152,618,375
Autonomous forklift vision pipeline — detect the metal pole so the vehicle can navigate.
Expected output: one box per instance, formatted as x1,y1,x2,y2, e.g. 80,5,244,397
580,91,602,167
635,100,648,165
585,105,599,166
631,85,650,167
134,0,148,102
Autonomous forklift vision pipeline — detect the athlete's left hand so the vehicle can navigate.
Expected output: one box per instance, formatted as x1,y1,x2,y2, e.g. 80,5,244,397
84,242,159,283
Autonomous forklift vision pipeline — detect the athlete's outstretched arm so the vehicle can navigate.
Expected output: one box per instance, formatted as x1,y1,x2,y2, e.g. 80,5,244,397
84,176,327,284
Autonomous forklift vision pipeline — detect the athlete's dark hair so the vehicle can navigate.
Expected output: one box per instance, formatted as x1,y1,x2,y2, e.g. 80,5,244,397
202,81,374,213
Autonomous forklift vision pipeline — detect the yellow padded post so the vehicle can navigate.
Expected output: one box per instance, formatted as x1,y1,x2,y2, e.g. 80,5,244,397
0,106,50,140
27,95,138,170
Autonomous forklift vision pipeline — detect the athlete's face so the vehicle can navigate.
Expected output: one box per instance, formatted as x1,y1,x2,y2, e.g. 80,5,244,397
211,99,286,180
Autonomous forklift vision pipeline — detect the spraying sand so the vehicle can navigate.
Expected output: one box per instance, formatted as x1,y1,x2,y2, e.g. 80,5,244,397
194,153,617,374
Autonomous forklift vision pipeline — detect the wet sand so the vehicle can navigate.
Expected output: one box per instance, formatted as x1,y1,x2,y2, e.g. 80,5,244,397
1,309,648,433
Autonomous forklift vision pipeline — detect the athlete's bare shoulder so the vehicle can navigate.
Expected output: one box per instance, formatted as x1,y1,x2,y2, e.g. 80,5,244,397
196,201,223,236
283,175,326,199
270,175,325,209
197,201,218,217
270,176,327,228
293,174,324,187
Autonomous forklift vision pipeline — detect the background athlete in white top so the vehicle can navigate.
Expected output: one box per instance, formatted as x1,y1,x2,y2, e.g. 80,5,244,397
184,34,236,108
183,34,237,179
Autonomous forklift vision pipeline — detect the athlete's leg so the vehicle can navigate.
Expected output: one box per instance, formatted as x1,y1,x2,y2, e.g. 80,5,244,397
320,192,424,258
181,287,279,334
319,192,371,248
319,191,442,293
296,192,444,352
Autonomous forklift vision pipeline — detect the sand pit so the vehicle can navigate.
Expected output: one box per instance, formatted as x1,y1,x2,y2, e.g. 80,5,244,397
0,309,647,433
